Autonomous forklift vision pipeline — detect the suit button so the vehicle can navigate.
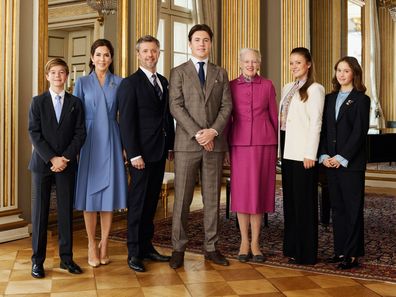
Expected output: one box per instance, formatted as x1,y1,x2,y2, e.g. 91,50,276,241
332,140,336,143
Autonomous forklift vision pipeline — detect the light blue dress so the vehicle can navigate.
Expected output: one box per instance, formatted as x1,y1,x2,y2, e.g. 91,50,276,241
74,71,127,211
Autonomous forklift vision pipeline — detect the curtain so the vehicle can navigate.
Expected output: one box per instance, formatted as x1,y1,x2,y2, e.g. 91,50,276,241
192,0,220,64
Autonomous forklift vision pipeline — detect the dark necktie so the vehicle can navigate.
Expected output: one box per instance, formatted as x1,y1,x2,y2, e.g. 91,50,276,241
198,61,205,87
152,74,163,100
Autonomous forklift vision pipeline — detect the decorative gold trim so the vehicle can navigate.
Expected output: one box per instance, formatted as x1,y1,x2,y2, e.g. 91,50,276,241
38,0,48,94
117,0,129,77
221,0,260,80
1,0,19,211
281,0,310,86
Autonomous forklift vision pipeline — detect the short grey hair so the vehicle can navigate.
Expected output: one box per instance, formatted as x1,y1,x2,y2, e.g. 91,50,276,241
239,48,261,64
136,35,160,51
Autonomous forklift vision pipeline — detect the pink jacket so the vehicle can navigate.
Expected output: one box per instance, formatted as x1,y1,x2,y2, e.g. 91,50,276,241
228,75,278,146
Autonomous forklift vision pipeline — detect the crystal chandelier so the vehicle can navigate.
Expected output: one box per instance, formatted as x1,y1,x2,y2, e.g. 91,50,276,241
86,0,117,15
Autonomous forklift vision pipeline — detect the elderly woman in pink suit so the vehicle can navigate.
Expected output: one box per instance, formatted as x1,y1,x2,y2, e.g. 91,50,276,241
226,48,278,263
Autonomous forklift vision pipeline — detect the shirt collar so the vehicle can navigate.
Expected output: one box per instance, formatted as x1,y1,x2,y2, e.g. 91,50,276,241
190,56,209,65
49,88,65,99
140,66,157,80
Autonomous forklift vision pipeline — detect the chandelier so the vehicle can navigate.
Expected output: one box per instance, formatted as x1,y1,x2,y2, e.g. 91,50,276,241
86,0,117,15
389,5,396,21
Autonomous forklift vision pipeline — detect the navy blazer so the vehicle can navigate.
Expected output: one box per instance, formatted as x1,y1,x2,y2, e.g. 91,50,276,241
28,91,86,173
319,89,370,171
118,68,175,163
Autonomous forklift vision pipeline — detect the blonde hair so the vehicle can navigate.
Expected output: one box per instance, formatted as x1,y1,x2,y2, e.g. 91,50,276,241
45,58,69,75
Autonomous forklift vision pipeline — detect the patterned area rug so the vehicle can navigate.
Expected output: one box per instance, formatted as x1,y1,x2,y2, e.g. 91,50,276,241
109,189,396,282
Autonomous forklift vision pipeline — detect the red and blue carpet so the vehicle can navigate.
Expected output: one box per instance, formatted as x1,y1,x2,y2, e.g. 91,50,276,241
109,189,396,282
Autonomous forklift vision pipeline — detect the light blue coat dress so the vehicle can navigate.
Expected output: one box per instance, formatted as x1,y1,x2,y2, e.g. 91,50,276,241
74,71,127,211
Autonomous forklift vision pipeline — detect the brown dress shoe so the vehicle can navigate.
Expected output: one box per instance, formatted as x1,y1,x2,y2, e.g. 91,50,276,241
204,250,229,266
169,251,184,269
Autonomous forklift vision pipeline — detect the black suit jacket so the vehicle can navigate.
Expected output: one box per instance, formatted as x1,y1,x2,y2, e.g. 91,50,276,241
118,68,175,163
319,89,370,171
28,91,86,173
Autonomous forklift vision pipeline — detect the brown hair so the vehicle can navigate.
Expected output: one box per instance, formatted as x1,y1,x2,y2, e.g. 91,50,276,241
188,24,214,41
136,35,160,51
331,56,366,92
290,47,316,102
45,58,69,75
89,39,114,74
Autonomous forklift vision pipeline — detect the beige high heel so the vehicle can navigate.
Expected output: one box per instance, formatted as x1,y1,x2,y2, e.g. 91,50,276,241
98,241,110,265
88,244,100,267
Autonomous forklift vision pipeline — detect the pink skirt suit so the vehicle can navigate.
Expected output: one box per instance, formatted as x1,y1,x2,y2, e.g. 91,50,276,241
228,75,278,214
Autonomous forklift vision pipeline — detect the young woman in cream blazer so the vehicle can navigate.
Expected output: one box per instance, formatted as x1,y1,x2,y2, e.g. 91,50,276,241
279,47,325,265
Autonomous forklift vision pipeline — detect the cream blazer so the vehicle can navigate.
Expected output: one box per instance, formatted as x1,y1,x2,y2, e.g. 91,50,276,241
278,82,325,161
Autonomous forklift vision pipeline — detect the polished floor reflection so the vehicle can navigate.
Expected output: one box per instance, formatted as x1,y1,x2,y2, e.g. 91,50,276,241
0,185,395,297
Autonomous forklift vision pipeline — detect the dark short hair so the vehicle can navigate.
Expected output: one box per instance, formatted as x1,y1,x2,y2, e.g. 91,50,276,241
188,24,213,41
89,39,115,74
136,35,160,51
45,58,69,75
332,56,366,92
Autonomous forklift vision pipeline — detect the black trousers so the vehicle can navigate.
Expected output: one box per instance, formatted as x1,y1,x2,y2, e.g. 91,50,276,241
31,170,75,265
127,155,166,258
326,169,365,258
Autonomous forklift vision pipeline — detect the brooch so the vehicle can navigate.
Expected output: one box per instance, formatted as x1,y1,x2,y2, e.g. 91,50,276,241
346,99,354,106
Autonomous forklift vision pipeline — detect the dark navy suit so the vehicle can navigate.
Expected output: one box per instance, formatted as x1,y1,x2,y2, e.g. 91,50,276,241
28,91,86,265
319,89,370,258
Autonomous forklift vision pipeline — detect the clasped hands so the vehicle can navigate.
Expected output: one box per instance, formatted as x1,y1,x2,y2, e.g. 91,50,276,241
50,156,69,172
322,157,341,168
195,128,217,152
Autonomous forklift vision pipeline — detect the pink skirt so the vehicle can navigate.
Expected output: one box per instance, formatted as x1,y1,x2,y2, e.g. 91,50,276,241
230,145,277,214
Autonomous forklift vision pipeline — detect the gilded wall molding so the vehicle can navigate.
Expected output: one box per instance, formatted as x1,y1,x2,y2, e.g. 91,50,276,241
281,0,310,86
311,0,342,92
117,0,129,77
0,0,19,211
38,0,48,94
221,0,260,80
378,5,396,122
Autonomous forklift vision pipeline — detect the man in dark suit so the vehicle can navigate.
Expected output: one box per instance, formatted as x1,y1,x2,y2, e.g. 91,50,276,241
168,24,232,269
118,35,175,272
28,58,86,278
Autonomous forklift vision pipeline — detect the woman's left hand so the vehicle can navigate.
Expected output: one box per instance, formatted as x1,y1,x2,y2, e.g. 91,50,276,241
303,158,315,169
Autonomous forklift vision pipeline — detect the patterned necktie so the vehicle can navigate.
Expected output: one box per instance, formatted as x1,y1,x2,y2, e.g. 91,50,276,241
152,74,163,100
198,61,205,87
54,95,62,123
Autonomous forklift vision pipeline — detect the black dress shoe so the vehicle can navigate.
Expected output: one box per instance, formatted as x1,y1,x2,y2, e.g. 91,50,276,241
31,263,45,278
338,257,359,270
60,260,83,274
169,251,184,269
251,254,266,263
144,251,171,262
204,250,229,266
128,257,145,272
237,254,250,263
326,255,344,263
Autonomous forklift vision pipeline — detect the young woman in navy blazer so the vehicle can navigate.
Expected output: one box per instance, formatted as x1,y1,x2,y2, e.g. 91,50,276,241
319,56,370,269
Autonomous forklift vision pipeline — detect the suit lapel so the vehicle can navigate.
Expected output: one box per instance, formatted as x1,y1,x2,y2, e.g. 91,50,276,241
44,92,58,125
58,92,72,127
204,63,220,103
336,89,356,123
137,68,162,104
185,60,205,100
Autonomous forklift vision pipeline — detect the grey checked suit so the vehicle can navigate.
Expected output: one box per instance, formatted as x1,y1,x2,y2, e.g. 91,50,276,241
169,59,232,252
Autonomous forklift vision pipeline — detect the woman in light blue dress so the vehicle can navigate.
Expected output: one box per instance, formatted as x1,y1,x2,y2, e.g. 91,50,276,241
74,39,127,267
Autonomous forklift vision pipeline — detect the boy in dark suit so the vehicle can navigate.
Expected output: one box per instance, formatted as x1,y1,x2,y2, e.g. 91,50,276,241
28,58,86,278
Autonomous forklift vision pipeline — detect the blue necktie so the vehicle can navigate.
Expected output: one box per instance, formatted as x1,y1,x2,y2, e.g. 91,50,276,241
54,95,62,123
198,61,205,87
152,74,163,100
